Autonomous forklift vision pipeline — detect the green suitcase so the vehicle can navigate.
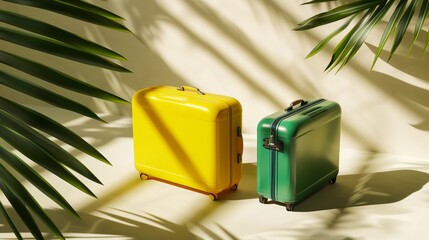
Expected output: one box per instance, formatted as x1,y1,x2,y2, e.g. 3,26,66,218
256,99,341,211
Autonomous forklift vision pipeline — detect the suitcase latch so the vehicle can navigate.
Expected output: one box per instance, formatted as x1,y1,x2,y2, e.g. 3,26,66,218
263,136,283,151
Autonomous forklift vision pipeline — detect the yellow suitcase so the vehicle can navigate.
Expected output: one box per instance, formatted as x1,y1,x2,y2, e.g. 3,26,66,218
132,86,243,200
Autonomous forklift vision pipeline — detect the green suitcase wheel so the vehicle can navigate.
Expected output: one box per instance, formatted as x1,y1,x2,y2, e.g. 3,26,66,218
259,195,268,204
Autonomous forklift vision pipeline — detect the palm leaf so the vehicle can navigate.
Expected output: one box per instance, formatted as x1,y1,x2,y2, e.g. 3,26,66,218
306,14,356,58
0,110,101,185
329,0,394,72
0,70,104,121
0,202,23,240
2,0,129,31
0,164,64,239
0,0,130,238
0,183,44,240
295,0,429,71
338,1,394,71
371,0,408,69
294,0,385,30
324,8,376,71
390,0,419,59
0,97,110,164
0,145,79,218
303,0,340,4
0,26,130,72
413,0,428,45
0,9,126,60
0,124,97,198
0,50,129,103
57,0,124,20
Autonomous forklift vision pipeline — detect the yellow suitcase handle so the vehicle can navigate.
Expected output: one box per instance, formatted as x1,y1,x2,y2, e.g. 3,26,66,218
237,127,243,163
176,86,205,95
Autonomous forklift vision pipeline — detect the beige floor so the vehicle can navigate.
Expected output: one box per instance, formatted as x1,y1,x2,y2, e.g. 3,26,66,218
2,112,429,239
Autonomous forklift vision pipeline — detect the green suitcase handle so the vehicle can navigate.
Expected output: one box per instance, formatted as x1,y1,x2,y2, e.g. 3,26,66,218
286,99,308,111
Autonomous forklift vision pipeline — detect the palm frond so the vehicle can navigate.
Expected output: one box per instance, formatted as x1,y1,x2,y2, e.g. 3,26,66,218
372,0,408,69
413,0,429,45
0,164,64,239
295,0,429,71
2,0,129,31
0,0,130,238
0,9,126,60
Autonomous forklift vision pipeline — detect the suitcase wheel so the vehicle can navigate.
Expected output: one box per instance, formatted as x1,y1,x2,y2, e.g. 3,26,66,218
329,176,337,184
208,193,218,201
139,173,149,180
285,203,294,211
259,195,268,204
230,184,238,191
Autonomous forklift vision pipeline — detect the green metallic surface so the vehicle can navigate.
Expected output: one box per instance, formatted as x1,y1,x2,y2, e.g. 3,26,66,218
257,99,341,205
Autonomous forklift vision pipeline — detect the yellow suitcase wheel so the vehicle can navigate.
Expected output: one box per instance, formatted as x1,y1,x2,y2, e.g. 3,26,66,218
230,184,238,191
208,193,218,201
139,173,149,180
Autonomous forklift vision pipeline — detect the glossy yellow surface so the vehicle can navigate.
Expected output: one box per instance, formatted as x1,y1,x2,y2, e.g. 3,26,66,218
132,86,242,195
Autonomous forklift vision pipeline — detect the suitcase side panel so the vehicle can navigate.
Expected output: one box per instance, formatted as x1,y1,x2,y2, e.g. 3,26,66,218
256,118,272,198
275,104,341,203
293,116,340,201
257,100,341,204
256,114,290,200
274,136,295,202
197,92,243,190
228,109,243,188
132,86,240,193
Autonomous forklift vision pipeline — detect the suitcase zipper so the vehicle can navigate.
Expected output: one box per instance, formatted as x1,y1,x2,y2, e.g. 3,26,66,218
266,99,326,201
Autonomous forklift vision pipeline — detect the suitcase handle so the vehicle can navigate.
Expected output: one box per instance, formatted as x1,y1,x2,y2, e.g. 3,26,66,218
177,86,205,95
237,127,243,163
286,99,307,111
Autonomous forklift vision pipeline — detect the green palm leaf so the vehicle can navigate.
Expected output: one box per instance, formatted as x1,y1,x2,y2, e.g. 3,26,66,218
57,0,124,20
338,1,394,70
306,15,356,59
294,0,384,30
0,97,110,164
0,183,45,240
0,164,64,239
0,51,129,103
0,26,130,72
371,0,407,69
0,9,126,60
391,0,419,59
0,202,23,240
295,0,429,71
0,0,130,238
324,8,375,71
0,110,101,185
3,0,129,31
0,70,104,121
0,145,79,218
413,0,428,45
0,124,97,198
328,0,394,72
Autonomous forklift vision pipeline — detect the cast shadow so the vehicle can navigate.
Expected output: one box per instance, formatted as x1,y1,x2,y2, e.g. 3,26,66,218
366,28,429,83
295,170,429,212
222,163,258,200
0,208,235,239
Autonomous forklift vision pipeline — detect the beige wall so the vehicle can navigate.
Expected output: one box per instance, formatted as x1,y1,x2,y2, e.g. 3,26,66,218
1,0,428,158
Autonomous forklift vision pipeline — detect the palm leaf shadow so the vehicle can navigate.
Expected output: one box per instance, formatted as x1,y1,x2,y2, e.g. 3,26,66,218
0,207,232,239
0,209,197,239
222,163,258,200
296,169,429,211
